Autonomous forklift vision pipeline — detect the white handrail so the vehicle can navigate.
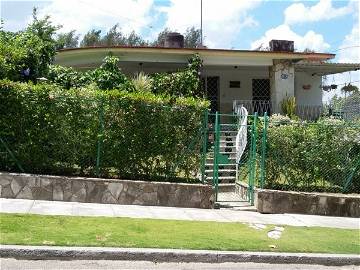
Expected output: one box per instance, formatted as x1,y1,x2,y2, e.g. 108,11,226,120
235,105,248,164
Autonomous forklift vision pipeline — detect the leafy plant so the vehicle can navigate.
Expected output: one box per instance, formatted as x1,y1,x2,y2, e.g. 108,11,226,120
280,96,296,119
132,72,152,92
0,80,210,182
151,54,203,97
0,8,59,81
264,118,360,193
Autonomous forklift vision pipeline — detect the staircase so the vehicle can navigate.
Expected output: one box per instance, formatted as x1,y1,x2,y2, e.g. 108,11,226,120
202,110,255,211
204,123,238,184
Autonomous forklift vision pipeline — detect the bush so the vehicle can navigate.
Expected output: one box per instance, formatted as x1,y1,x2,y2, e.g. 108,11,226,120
48,56,133,91
264,117,360,193
151,54,203,97
0,80,209,182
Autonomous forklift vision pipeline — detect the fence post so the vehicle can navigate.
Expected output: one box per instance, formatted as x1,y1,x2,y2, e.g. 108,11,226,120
201,109,209,184
213,111,220,201
260,112,268,189
249,112,258,206
95,98,105,177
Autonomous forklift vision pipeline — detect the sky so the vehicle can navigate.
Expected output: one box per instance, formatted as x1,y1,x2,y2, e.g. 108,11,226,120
1,0,359,101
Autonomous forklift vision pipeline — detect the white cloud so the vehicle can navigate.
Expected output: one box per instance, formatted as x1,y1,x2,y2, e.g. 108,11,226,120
251,24,330,52
160,0,261,48
284,0,354,25
323,24,360,102
337,25,360,63
37,0,154,36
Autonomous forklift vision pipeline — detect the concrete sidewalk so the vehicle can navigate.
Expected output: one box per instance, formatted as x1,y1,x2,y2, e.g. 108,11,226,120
0,198,359,229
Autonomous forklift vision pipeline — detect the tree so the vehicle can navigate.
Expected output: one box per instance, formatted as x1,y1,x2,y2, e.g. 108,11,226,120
126,31,148,46
184,27,201,48
151,28,172,47
55,30,80,50
152,27,202,48
80,29,102,47
101,24,126,46
0,8,59,81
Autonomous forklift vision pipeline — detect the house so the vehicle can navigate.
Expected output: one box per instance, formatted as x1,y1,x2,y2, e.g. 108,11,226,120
55,36,360,119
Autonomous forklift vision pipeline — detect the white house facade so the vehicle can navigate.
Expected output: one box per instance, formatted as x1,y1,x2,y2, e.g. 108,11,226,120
55,42,360,119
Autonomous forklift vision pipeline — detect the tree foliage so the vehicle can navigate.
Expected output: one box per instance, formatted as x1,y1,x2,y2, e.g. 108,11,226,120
0,8,59,81
184,27,202,48
48,55,132,90
0,80,209,181
55,30,80,50
80,29,102,47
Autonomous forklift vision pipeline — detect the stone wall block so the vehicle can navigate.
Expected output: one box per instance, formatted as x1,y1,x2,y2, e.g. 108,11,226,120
0,174,13,186
87,183,106,203
256,189,360,217
107,182,123,200
70,187,86,202
53,185,64,201
1,185,14,198
0,172,214,209
16,186,33,200
101,190,117,204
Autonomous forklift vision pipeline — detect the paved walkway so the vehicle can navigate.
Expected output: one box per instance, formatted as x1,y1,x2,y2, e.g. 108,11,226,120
0,198,359,229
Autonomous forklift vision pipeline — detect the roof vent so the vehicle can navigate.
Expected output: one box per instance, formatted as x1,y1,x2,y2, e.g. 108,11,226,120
164,32,184,48
269,40,294,52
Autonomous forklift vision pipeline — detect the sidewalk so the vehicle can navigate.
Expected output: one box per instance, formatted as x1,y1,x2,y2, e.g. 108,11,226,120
0,198,359,229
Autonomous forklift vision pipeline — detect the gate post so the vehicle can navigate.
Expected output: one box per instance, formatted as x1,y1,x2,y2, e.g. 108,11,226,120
213,111,220,201
249,112,258,206
260,112,268,189
201,109,209,184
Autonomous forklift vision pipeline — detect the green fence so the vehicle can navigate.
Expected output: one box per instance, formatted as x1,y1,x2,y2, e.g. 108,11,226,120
261,119,360,194
0,92,207,183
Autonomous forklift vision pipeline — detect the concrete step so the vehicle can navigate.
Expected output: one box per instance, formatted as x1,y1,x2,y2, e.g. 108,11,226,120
205,169,236,173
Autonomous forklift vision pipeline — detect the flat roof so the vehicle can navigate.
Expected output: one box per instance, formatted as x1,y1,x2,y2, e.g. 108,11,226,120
55,46,335,68
295,62,360,75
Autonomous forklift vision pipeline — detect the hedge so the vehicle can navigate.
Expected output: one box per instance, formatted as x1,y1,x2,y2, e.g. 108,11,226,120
264,117,360,193
0,80,209,182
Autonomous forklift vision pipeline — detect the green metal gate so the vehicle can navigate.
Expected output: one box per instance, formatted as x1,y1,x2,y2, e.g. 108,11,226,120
200,110,268,206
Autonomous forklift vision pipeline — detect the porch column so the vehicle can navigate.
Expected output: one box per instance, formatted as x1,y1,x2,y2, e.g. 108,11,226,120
270,60,295,113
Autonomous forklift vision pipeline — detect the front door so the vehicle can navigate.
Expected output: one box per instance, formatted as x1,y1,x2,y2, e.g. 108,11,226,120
203,76,220,113
252,79,271,115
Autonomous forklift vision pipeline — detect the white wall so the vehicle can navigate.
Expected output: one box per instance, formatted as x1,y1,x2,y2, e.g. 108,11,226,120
203,67,269,113
295,72,322,106
269,61,295,113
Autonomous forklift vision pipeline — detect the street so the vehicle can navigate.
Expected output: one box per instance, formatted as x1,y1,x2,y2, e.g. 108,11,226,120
1,259,358,270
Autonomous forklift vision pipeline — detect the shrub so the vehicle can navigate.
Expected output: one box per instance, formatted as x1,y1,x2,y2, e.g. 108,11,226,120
264,118,360,193
151,54,203,97
48,56,133,91
0,80,209,182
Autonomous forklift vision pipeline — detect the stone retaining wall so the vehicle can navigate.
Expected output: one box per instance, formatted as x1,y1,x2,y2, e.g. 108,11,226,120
0,172,214,208
257,189,360,218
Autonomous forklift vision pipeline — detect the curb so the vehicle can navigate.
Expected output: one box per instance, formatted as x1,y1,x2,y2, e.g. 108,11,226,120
1,245,359,265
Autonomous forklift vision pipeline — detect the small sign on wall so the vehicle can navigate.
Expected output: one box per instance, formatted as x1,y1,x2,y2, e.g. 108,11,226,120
229,81,241,88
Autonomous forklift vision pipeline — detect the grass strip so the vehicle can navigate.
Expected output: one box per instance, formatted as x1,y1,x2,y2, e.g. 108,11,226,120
0,213,359,254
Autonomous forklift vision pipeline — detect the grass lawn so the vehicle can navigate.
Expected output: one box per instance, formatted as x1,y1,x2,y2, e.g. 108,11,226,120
0,213,359,254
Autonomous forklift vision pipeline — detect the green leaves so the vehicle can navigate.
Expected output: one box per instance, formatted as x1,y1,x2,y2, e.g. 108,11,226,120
0,80,209,182
265,118,360,193
151,54,203,97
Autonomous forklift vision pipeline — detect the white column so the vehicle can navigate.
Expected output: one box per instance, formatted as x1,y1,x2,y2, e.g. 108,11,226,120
270,60,295,113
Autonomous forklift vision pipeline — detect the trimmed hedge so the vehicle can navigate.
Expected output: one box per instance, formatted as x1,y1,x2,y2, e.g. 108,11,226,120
0,80,209,182
264,118,360,193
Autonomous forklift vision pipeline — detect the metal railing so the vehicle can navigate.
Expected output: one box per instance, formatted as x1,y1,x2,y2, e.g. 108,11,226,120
232,100,359,121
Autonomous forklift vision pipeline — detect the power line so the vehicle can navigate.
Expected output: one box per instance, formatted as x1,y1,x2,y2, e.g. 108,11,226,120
330,46,360,53
77,0,153,30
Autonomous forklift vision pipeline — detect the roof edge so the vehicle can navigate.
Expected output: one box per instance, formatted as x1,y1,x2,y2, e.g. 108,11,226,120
57,46,335,59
